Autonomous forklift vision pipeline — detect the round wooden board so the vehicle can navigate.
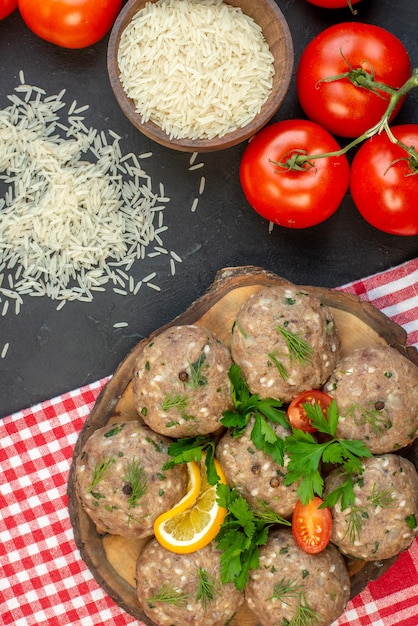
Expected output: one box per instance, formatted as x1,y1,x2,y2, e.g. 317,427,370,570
68,266,418,626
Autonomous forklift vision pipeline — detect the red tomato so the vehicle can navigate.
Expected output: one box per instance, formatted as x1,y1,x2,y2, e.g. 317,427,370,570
17,0,122,49
296,23,411,138
0,0,17,19
239,120,349,229
305,0,360,7
287,390,333,433
350,125,418,236
292,497,332,554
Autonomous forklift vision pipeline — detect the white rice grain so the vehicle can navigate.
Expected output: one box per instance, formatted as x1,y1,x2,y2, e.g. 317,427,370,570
118,0,275,140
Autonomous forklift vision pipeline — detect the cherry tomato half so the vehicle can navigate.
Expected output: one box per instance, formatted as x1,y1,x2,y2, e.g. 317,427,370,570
350,125,418,236
287,390,333,433
292,497,332,554
17,0,122,49
296,23,411,138
239,120,350,229
0,0,17,19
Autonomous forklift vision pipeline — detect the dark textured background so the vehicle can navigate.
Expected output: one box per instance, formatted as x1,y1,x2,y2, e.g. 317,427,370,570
0,0,417,417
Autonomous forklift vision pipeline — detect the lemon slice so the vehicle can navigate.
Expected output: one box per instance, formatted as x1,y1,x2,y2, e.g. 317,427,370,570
154,457,227,554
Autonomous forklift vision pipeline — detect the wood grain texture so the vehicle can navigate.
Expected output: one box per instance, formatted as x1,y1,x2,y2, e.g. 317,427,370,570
68,266,418,625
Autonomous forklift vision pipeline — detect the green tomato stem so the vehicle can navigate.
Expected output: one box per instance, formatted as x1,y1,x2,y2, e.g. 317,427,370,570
276,68,418,171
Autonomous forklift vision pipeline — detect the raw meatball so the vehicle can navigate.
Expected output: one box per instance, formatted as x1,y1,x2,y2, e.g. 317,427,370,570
132,324,233,438
324,453,418,561
216,417,299,518
75,421,188,539
136,539,244,626
324,345,418,453
246,528,350,626
231,285,341,403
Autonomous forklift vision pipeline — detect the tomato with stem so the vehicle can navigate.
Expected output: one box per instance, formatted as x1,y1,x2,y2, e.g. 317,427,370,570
304,0,361,11
350,124,418,236
288,390,333,433
239,120,349,229
17,0,122,49
292,497,332,554
296,23,411,137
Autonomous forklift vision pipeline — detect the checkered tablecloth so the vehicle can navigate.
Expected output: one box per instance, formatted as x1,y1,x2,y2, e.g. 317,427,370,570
1,259,418,626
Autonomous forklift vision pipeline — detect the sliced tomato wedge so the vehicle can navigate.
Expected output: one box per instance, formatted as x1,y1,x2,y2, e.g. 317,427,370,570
292,497,332,554
287,390,333,433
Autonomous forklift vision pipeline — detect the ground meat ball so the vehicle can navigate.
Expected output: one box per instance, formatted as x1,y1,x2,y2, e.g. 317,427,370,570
324,453,418,561
75,421,188,539
231,286,341,403
216,417,299,518
136,539,244,626
324,345,418,453
132,324,233,438
246,528,350,626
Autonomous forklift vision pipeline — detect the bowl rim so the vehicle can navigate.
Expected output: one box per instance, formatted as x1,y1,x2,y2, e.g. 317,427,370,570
107,0,294,152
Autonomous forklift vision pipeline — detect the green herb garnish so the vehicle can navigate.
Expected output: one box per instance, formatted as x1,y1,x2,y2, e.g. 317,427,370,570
187,353,209,389
220,364,288,466
161,392,189,412
284,399,372,507
88,457,115,498
267,578,319,625
343,402,392,433
162,435,219,485
275,325,313,366
405,514,417,529
216,484,291,591
123,457,147,507
196,567,220,610
345,482,396,544
147,584,190,608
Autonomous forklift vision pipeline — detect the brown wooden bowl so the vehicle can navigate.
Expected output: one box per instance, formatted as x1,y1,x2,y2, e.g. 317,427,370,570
68,266,418,625
107,0,293,152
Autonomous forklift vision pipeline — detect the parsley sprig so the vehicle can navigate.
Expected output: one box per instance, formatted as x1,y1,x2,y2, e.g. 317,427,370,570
162,435,220,485
216,483,291,591
220,364,289,465
284,400,372,507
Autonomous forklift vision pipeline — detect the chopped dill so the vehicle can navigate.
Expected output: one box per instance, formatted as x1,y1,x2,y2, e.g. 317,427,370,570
345,482,396,544
275,325,313,366
147,584,190,608
196,567,221,610
267,578,319,625
344,402,392,433
187,353,209,389
162,392,189,412
123,457,147,507
88,457,115,497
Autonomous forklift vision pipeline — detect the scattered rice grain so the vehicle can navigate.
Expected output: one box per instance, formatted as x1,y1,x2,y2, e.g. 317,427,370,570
1,342,10,358
113,321,129,328
199,176,206,195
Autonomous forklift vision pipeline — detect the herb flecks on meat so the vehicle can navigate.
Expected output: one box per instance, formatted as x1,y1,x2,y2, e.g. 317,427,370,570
267,577,320,625
196,567,221,609
344,402,393,433
345,481,397,544
87,457,115,499
123,457,147,508
147,584,190,608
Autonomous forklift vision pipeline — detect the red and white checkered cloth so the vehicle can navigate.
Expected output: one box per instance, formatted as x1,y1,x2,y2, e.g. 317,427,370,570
1,259,418,626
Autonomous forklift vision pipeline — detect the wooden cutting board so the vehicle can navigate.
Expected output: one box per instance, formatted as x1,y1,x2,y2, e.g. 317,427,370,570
67,266,418,626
